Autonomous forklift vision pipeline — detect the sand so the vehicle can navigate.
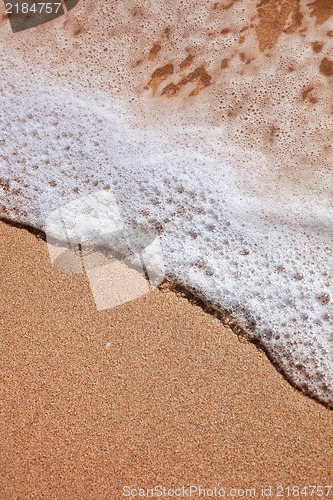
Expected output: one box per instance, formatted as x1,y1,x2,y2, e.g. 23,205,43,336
0,219,333,499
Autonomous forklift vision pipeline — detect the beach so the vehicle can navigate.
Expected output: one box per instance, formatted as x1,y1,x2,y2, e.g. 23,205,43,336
1,219,332,499
1,0,333,407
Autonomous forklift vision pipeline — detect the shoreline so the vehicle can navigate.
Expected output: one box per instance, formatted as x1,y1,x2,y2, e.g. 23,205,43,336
1,216,331,412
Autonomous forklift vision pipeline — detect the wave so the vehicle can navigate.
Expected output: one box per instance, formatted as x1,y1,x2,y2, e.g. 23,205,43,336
1,0,332,407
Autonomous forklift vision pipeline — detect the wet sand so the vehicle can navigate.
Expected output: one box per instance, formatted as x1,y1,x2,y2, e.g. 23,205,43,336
1,219,333,499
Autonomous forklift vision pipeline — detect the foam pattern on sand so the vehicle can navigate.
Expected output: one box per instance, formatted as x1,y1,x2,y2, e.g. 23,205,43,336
0,0,332,407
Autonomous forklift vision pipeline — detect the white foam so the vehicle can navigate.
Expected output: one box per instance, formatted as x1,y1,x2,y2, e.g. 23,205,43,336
0,0,332,406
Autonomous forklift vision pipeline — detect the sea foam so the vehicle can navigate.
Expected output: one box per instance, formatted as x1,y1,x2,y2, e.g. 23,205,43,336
0,0,332,407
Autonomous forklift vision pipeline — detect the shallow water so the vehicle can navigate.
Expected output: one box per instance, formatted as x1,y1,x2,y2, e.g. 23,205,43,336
1,0,332,407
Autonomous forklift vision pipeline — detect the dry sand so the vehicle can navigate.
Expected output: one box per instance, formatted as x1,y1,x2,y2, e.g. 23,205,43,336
1,219,333,499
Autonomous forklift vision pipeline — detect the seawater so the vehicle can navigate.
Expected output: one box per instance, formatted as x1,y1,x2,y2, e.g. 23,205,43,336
0,0,332,407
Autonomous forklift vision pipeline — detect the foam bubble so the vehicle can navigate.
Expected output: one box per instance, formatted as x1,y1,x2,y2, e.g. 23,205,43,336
0,0,332,406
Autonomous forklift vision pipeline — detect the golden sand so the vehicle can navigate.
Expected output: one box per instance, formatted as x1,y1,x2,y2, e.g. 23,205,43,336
1,220,332,498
